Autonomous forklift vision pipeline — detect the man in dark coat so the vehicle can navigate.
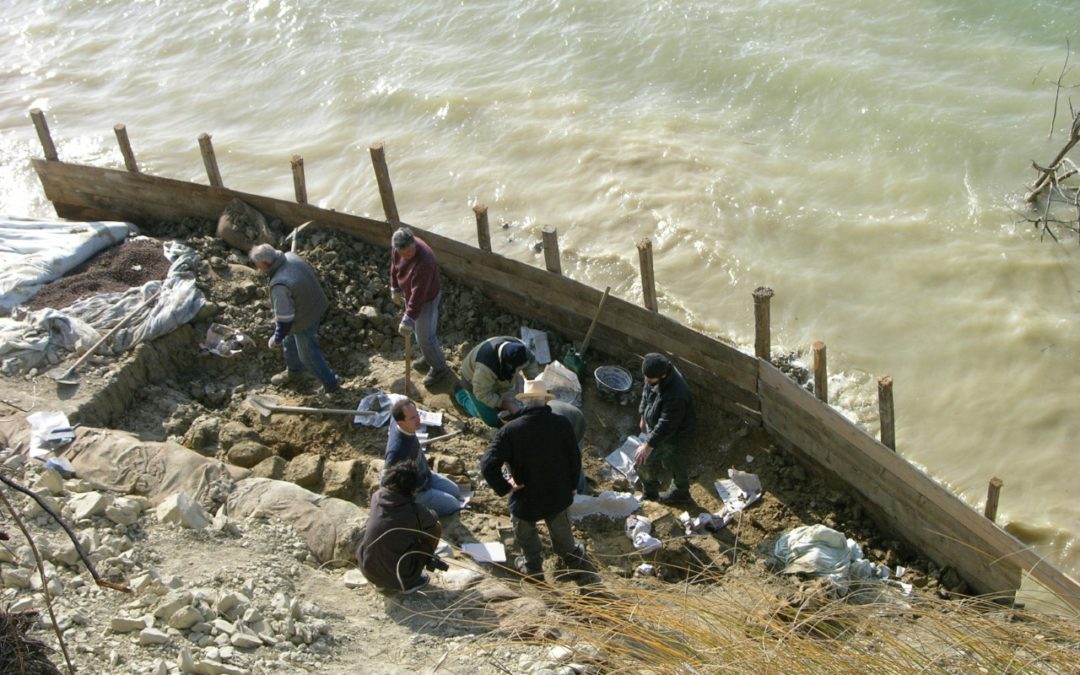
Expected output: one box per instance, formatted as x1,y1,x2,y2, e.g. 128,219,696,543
634,352,697,503
356,462,442,594
480,379,584,581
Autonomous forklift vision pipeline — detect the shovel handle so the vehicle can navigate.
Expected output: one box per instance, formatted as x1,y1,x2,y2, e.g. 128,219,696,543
580,286,611,354
63,289,161,375
267,405,374,417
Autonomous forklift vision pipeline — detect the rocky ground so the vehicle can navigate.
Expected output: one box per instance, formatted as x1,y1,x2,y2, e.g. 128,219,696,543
0,213,956,674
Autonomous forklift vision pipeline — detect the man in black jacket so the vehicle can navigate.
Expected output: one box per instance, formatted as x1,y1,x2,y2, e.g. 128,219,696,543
480,379,584,581
634,352,697,503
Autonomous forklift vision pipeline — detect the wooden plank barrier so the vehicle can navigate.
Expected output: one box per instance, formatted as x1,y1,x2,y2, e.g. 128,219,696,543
31,134,1080,612
759,360,1080,610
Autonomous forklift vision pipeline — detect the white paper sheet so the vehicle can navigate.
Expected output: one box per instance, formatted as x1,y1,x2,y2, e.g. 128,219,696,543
605,434,645,485
461,542,506,564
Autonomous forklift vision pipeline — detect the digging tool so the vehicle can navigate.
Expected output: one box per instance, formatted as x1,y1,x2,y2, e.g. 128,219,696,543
48,290,162,386
419,430,463,447
404,331,412,396
285,220,313,253
246,395,379,424
562,286,610,378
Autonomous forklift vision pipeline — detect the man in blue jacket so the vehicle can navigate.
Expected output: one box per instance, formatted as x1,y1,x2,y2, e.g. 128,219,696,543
634,352,696,503
480,379,584,582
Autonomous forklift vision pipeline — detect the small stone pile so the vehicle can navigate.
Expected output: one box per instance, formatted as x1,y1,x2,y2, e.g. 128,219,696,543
0,454,342,674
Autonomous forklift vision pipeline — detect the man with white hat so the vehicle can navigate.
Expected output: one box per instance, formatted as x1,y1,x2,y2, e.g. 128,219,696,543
480,378,585,582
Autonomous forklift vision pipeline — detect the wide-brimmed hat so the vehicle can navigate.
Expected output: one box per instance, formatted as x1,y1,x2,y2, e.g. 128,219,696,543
518,378,554,401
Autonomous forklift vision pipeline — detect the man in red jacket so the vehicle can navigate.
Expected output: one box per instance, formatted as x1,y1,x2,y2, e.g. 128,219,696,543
390,227,449,386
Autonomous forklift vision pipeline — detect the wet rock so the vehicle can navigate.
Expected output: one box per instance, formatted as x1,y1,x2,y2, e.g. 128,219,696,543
321,459,361,500
284,454,324,490
218,421,262,450
226,440,273,469
250,456,286,480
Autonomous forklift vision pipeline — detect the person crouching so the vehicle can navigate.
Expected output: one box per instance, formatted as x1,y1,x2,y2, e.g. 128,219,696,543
356,462,442,594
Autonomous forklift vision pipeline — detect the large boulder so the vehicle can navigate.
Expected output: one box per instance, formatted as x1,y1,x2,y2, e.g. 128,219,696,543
216,199,276,253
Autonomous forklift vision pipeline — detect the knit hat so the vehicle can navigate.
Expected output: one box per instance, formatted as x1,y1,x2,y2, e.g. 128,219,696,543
391,227,416,250
499,341,528,370
642,352,670,378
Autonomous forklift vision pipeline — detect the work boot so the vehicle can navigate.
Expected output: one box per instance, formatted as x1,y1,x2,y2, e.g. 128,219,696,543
411,354,430,374
514,556,544,584
270,370,301,387
658,488,691,504
422,366,449,387
400,573,430,595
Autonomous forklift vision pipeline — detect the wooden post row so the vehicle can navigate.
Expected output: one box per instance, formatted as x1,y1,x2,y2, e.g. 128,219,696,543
198,133,223,187
291,155,307,204
984,477,1003,523
368,143,399,225
637,238,658,312
753,286,774,362
542,226,562,275
114,124,139,173
812,341,828,403
474,205,491,252
29,108,58,161
878,375,896,450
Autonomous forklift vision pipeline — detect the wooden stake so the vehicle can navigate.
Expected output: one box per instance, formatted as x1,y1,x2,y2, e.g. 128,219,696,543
474,204,491,252
542,226,562,275
878,375,896,450
984,477,1003,523
198,133,223,187
291,155,307,204
753,286,774,362
812,341,828,403
29,108,58,161
114,124,139,173
637,238,658,312
369,143,399,225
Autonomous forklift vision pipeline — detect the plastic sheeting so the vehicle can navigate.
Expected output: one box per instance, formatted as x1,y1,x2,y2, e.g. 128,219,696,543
0,241,205,375
0,217,134,313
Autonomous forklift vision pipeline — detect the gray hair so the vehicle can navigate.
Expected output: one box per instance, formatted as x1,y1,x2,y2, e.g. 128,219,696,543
391,227,416,250
249,243,282,266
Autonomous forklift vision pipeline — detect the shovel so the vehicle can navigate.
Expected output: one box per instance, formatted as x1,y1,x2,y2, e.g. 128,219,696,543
563,286,610,378
247,394,379,423
48,290,162,386
403,331,412,396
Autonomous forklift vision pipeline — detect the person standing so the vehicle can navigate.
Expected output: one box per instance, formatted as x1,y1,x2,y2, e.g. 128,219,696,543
355,462,442,594
634,352,696,503
250,243,339,393
390,227,449,386
456,336,540,427
548,399,588,496
385,398,463,517
480,379,584,581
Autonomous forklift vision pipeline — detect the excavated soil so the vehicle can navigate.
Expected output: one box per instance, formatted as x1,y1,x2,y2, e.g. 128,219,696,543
0,215,952,674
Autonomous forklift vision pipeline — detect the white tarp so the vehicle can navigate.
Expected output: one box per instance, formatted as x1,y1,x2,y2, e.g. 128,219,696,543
0,217,134,313
773,524,909,597
0,241,205,375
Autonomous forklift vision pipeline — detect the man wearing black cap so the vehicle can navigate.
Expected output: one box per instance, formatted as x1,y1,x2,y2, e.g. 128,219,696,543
390,226,450,386
454,336,540,427
634,352,696,503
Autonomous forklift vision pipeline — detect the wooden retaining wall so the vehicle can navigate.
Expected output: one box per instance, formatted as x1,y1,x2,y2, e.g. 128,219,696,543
28,120,1080,612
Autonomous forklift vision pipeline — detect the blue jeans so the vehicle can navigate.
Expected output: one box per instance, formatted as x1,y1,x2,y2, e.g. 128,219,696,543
412,291,446,371
415,472,463,517
282,323,338,390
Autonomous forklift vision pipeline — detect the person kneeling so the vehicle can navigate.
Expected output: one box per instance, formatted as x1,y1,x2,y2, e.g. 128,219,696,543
356,462,442,594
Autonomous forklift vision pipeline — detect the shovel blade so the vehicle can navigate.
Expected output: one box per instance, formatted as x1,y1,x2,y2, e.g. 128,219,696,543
246,395,276,422
47,365,80,385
